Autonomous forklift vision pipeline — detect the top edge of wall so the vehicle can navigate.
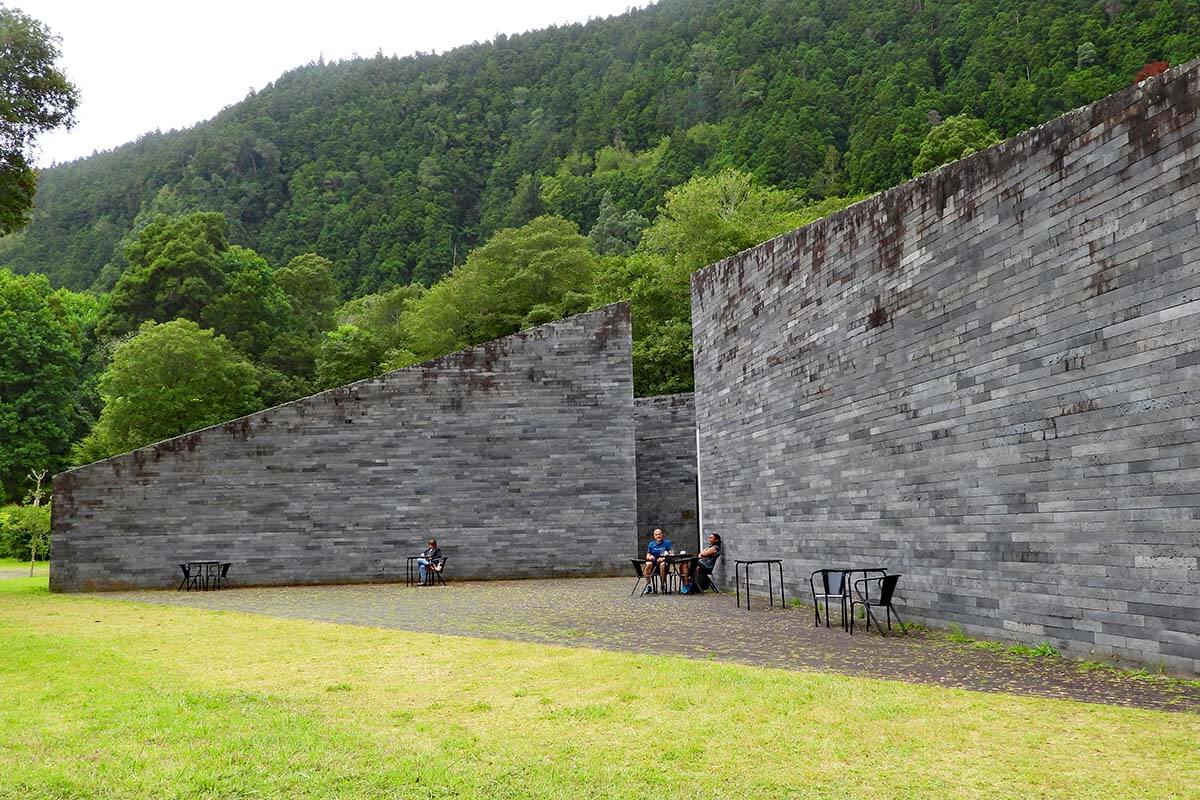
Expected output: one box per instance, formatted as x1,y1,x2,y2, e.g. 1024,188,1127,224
690,56,1200,300
57,301,632,480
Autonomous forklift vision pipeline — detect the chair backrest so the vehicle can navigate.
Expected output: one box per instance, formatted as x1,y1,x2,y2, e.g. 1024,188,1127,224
630,558,646,578
827,570,845,595
180,563,191,577
219,563,230,578
814,569,844,595
877,573,900,605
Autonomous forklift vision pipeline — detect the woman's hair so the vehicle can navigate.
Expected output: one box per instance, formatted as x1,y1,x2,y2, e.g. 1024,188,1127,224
427,538,437,546
710,533,722,545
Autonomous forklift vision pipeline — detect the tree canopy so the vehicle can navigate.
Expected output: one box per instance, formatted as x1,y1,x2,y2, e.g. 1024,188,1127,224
0,270,80,497
0,7,77,235
75,319,260,462
912,115,1002,175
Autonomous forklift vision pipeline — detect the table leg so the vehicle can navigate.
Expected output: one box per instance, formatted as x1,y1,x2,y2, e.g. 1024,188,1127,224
777,562,785,608
768,564,774,608
744,564,751,610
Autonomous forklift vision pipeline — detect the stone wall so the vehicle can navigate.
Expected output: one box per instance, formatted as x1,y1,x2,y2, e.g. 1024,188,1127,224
51,304,636,591
691,61,1200,671
634,393,698,554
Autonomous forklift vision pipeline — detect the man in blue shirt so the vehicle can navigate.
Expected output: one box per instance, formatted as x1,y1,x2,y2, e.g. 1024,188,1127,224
642,528,673,593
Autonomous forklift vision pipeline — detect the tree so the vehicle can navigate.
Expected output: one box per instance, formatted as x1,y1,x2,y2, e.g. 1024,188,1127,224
810,146,846,199
332,283,424,368
401,216,600,360
315,324,385,390
0,7,78,235
912,114,1001,176
97,213,229,340
23,468,47,574
203,246,294,362
275,253,340,338
639,170,806,273
75,319,260,462
0,270,79,501
588,192,648,255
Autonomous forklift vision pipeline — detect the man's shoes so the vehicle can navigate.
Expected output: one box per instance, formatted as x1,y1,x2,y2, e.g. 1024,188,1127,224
642,584,654,595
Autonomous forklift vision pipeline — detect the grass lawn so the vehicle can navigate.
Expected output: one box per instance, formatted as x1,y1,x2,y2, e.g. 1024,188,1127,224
0,578,1196,799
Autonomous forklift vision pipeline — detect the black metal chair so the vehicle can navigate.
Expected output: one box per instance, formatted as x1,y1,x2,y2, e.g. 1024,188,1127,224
849,574,907,635
694,558,722,593
424,557,448,586
809,569,848,629
629,558,669,596
211,562,231,590
177,563,201,591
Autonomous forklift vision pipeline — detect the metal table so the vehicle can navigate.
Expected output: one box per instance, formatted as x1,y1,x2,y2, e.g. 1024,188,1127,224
734,559,785,609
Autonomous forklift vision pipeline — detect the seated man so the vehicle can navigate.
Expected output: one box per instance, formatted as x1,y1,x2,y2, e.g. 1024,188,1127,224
692,533,723,592
417,538,442,585
642,528,673,593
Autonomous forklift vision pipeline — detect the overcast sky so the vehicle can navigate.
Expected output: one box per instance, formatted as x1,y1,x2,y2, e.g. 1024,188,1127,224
18,0,651,167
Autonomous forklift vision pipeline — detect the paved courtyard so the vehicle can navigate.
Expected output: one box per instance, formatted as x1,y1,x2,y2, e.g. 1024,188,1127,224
98,577,1200,713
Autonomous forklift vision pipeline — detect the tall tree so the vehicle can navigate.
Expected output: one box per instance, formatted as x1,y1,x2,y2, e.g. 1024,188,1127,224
402,216,599,360
0,269,79,499
75,319,260,462
0,7,77,235
97,212,229,339
912,114,1002,175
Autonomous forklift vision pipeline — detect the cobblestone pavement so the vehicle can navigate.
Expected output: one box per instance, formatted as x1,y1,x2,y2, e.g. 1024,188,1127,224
100,578,1199,713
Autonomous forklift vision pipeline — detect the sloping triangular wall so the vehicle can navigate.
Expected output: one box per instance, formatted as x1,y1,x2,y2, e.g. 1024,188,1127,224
51,304,636,591
692,60,1200,670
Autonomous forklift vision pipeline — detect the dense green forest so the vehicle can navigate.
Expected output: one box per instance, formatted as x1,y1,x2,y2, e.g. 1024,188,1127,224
3,0,1197,293
1,0,1197,511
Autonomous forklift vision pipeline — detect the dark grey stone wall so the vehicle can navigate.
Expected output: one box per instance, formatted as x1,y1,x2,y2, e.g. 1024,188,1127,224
51,304,636,591
634,393,698,554
691,61,1200,671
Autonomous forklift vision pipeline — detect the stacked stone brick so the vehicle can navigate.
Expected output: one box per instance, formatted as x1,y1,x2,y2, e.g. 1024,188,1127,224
634,393,699,554
691,60,1200,670
51,304,636,591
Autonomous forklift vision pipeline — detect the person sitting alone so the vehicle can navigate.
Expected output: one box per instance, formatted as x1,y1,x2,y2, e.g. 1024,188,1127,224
642,528,673,593
692,533,723,592
417,538,442,586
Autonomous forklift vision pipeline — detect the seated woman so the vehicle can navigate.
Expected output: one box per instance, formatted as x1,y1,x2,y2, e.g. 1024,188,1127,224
417,538,442,585
692,533,722,592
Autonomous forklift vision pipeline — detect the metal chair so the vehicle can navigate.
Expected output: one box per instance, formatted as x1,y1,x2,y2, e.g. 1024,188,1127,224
177,563,201,591
809,569,848,629
424,557,448,586
629,558,668,595
211,562,231,590
694,558,722,593
849,574,907,635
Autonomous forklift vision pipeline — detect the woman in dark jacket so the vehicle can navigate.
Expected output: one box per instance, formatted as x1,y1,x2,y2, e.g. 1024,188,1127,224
417,538,442,585
693,533,722,591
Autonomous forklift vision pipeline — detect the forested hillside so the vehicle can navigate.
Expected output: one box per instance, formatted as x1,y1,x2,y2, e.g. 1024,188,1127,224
3,0,1196,293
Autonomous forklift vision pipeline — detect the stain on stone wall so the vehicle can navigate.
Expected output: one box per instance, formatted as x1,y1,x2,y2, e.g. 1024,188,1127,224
691,60,1200,671
51,305,636,591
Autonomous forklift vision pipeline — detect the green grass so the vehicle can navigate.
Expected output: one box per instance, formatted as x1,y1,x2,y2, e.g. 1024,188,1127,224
945,623,975,643
1007,641,1062,659
0,578,1197,799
